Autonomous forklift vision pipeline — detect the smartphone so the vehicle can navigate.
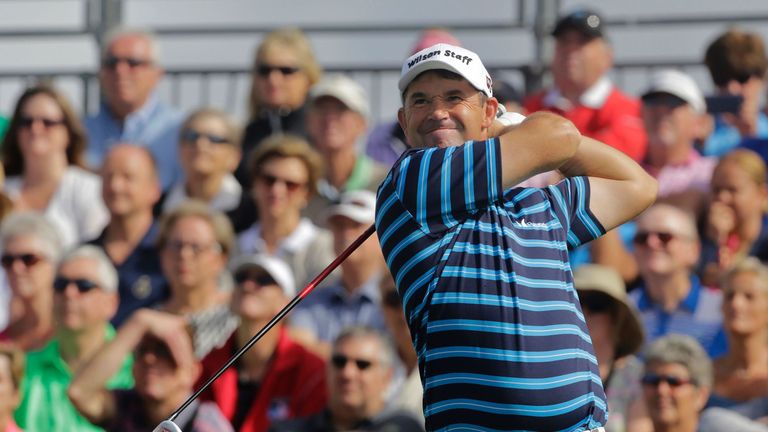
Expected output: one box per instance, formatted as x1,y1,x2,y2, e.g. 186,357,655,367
705,95,743,114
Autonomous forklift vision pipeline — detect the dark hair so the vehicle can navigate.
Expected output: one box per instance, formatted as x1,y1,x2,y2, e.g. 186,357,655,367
1,84,88,176
704,29,768,87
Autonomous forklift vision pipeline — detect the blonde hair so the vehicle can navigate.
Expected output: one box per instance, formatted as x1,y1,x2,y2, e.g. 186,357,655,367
180,107,242,149
716,148,767,187
721,256,768,295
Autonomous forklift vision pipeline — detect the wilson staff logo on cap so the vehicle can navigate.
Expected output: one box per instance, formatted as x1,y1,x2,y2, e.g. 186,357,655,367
398,43,493,98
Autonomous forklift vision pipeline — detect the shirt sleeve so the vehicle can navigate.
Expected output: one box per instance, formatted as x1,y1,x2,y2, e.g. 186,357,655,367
388,138,503,234
543,176,606,249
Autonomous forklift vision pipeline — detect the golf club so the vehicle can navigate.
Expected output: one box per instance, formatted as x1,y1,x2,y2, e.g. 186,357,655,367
153,223,376,432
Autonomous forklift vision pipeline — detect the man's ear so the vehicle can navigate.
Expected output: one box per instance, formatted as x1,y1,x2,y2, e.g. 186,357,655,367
397,107,406,133
482,97,499,129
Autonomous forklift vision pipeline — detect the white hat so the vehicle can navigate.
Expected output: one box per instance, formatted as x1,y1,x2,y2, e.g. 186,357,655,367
325,190,376,224
398,43,493,98
230,254,296,297
642,69,705,114
310,74,370,119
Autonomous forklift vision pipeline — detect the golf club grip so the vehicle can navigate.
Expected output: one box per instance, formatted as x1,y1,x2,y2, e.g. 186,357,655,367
165,223,376,423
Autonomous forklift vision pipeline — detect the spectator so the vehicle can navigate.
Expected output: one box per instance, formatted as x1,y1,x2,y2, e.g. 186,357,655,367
162,108,243,215
573,264,652,432
641,335,712,432
699,149,768,286
69,309,233,432
1,84,108,249
524,9,647,161
199,254,327,431
290,190,387,358
378,272,424,424
304,74,388,225
85,28,184,191
630,204,726,357
270,326,423,431
0,213,62,351
237,134,336,289
0,343,24,432
702,29,768,157
236,27,321,189
89,144,168,327
365,27,461,166
641,69,716,216
708,258,768,420
157,200,238,358
14,245,133,432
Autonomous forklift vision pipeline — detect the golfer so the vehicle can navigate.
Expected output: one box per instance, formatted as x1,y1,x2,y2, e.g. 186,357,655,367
375,43,657,431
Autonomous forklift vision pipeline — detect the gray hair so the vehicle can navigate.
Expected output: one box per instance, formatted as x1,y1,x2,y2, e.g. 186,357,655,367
644,334,713,388
721,257,768,295
101,27,161,65
0,212,63,262
334,326,397,368
58,245,118,294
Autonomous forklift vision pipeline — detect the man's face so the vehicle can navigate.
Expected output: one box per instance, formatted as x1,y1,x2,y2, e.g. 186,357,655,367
552,30,611,93
99,34,162,115
53,258,117,332
634,207,699,278
1,235,55,301
230,266,286,321
179,115,240,179
159,216,226,290
642,97,699,151
398,71,496,149
101,146,160,217
307,96,367,154
643,361,709,431
328,336,392,419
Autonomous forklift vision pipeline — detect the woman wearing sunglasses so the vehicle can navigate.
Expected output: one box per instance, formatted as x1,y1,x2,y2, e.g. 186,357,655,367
161,108,242,215
236,135,335,290
0,84,108,249
0,213,62,351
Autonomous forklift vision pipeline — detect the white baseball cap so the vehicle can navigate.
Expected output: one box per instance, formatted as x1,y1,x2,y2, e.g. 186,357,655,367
310,74,370,119
641,69,705,114
398,43,493,98
325,190,376,224
230,254,296,297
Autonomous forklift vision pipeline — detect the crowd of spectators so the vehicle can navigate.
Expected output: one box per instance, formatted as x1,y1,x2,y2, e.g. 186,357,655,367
0,8,767,432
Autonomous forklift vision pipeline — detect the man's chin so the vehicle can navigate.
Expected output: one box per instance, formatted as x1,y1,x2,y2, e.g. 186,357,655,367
423,130,465,148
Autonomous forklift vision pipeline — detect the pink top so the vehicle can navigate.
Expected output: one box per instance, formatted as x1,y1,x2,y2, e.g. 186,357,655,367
4,419,23,432
644,149,717,197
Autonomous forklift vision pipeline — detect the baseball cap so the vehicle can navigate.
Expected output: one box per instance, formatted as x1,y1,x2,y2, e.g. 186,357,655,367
552,9,604,39
398,43,493,98
573,264,644,359
641,69,706,114
230,254,296,297
325,190,376,224
310,74,370,119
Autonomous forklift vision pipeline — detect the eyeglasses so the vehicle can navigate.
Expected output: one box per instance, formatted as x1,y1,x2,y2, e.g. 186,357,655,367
382,290,402,308
331,354,374,371
18,116,65,129
102,56,153,70
632,231,677,246
181,129,230,145
1,253,44,269
234,270,276,287
53,277,100,293
641,373,694,388
256,173,306,192
163,240,223,256
256,64,301,77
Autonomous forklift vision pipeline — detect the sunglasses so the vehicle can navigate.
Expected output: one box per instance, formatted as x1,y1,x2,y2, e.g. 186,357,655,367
181,129,230,145
256,64,301,77
163,240,222,256
53,277,100,293
382,290,402,308
331,354,374,371
0,253,44,269
102,56,153,70
256,173,305,192
18,116,65,129
579,292,615,314
641,373,694,388
234,270,276,287
632,231,676,246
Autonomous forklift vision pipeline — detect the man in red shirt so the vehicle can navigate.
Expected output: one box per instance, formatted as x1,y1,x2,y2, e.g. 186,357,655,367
525,9,647,162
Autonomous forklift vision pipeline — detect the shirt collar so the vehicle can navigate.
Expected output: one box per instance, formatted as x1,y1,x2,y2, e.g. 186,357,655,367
250,218,320,255
164,174,242,213
330,272,383,303
102,91,161,126
543,75,613,110
637,275,701,313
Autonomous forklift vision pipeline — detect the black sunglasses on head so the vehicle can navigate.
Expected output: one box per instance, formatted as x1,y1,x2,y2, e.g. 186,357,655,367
53,277,100,293
331,354,374,371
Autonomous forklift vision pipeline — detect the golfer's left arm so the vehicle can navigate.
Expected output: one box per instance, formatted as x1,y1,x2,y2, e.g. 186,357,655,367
558,136,658,231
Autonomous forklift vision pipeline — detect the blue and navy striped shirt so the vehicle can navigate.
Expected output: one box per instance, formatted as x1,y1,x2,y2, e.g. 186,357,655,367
375,138,608,431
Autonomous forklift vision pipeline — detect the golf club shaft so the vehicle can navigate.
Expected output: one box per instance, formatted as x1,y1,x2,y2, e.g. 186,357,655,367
167,223,376,422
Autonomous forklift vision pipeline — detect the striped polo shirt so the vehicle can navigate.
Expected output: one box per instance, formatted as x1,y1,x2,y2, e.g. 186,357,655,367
375,138,608,431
